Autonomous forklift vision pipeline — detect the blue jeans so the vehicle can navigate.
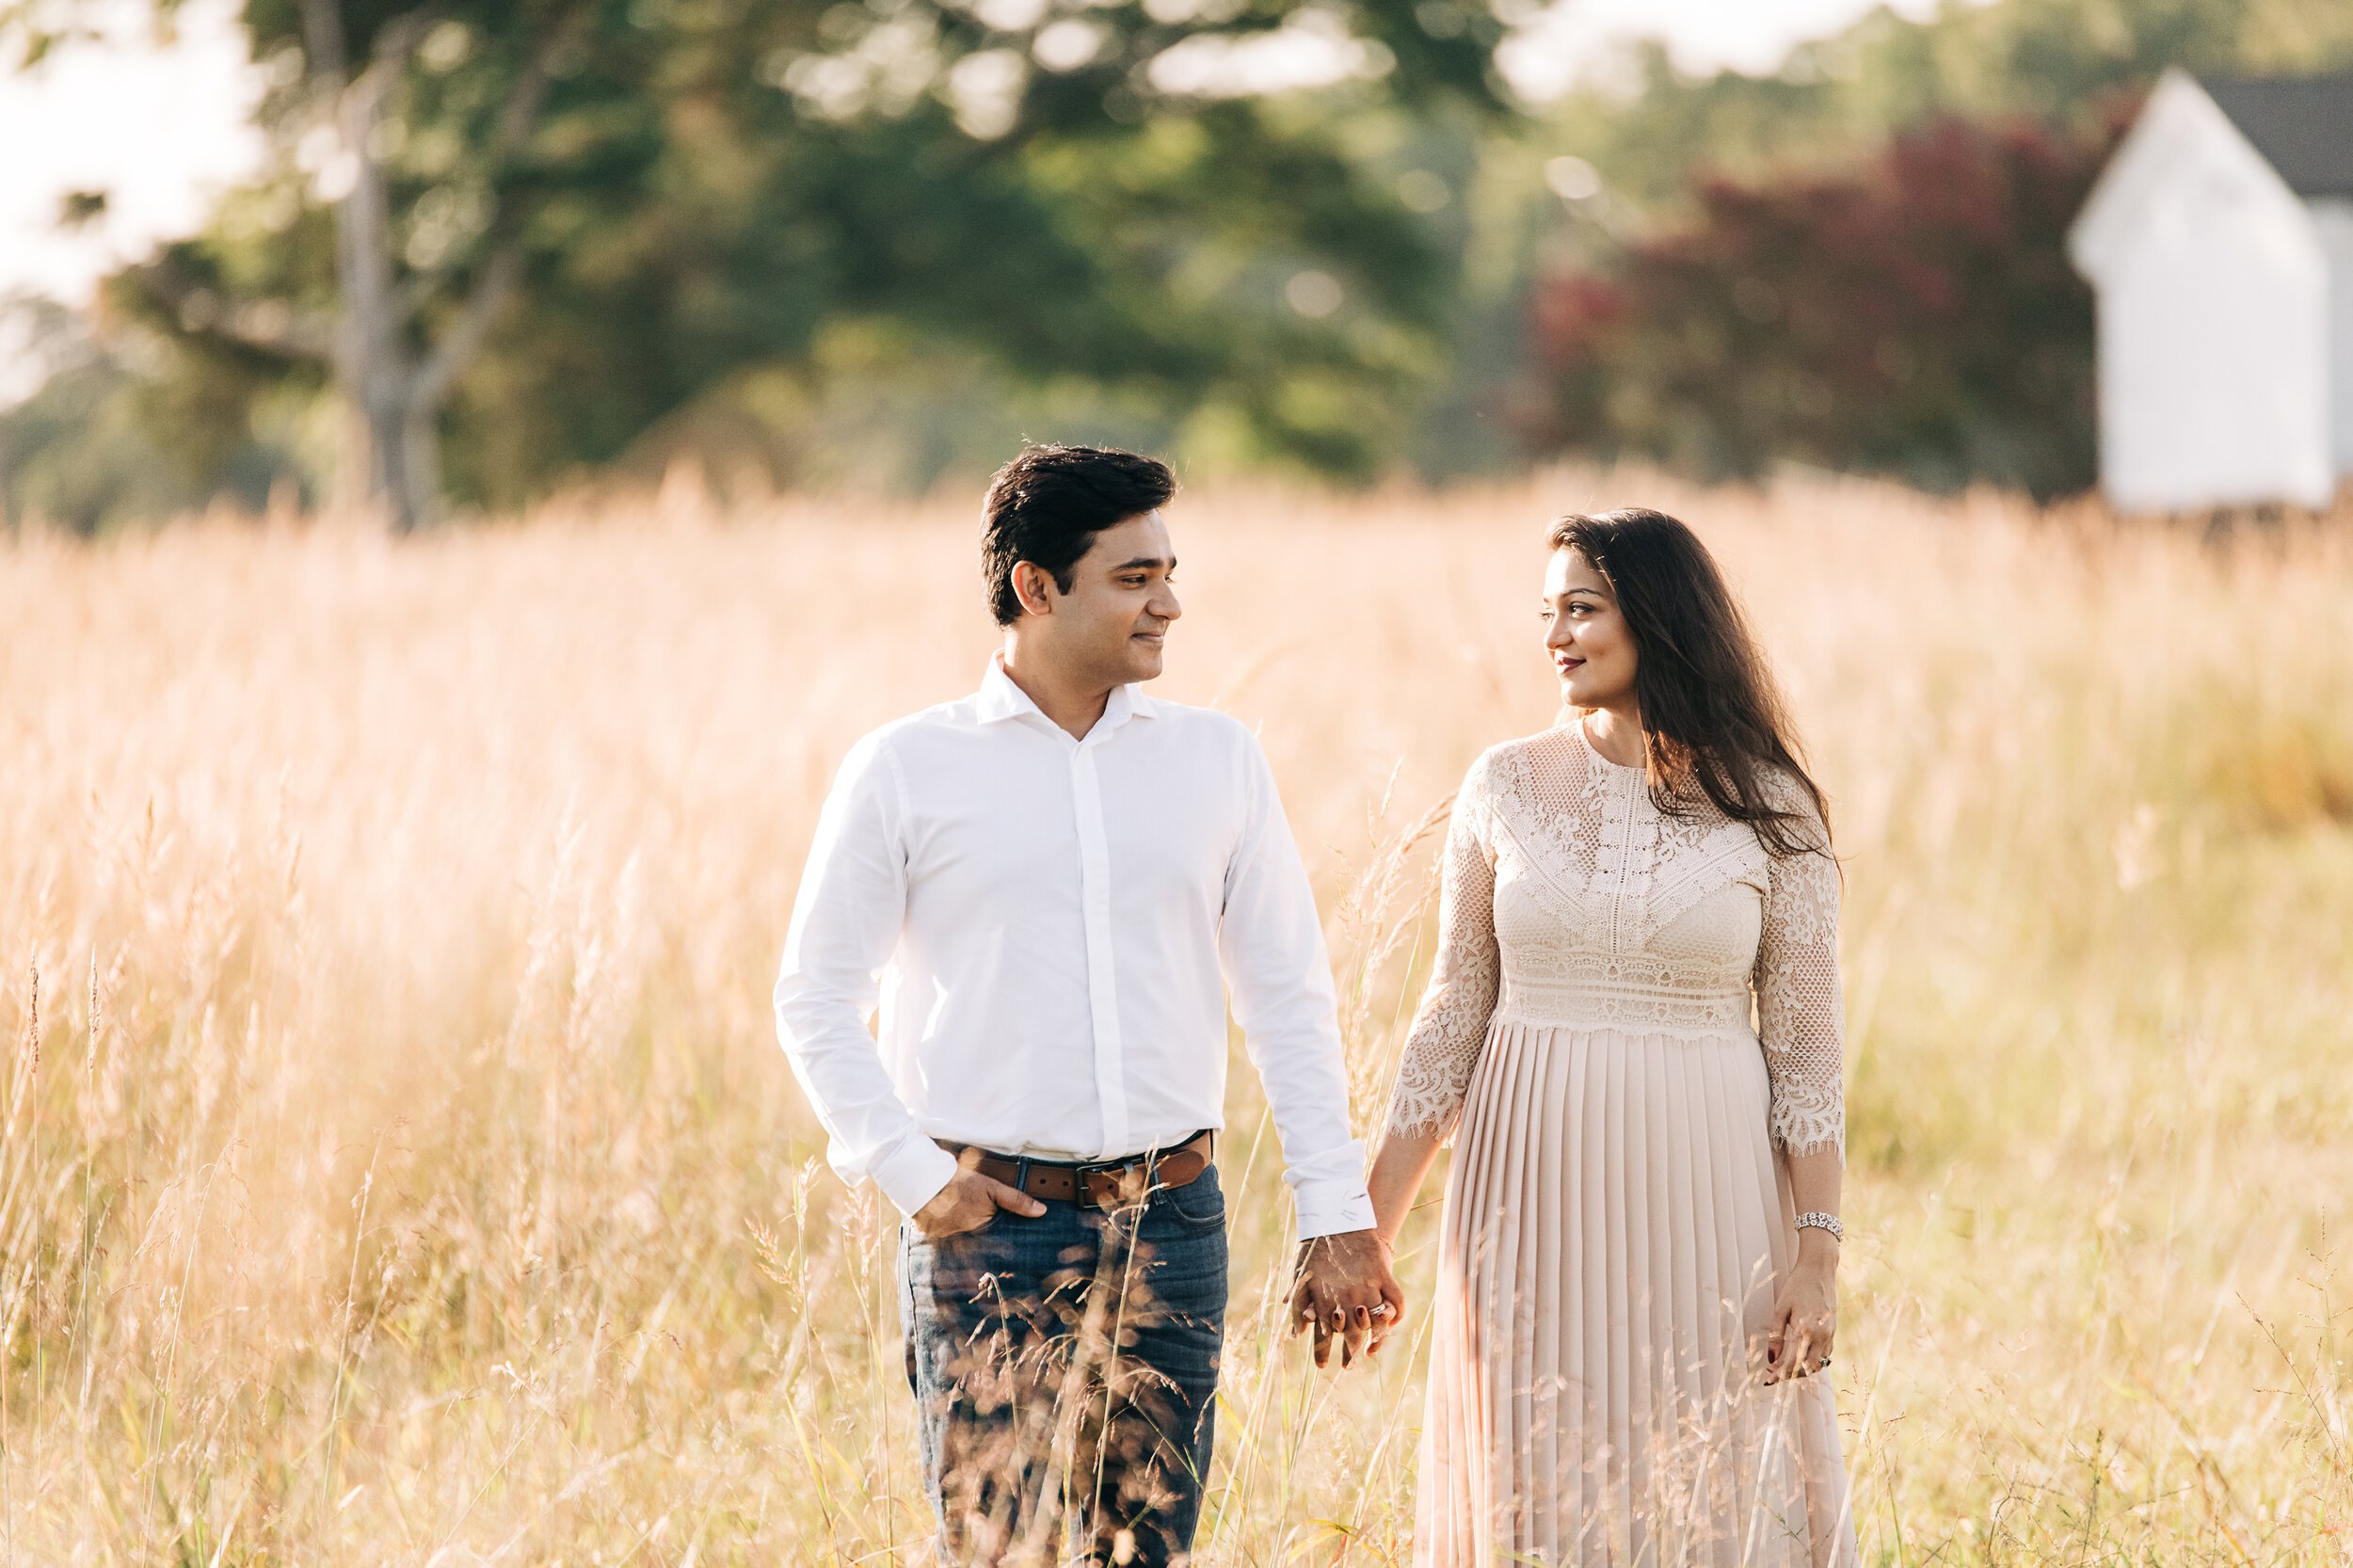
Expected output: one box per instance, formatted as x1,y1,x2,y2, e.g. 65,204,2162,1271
897,1162,1229,1566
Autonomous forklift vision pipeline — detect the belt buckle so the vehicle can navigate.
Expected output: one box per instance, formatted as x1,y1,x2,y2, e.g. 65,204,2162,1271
1079,1152,1149,1210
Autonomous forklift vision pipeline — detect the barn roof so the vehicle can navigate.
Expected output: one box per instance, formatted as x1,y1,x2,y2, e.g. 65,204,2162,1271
2201,72,2353,200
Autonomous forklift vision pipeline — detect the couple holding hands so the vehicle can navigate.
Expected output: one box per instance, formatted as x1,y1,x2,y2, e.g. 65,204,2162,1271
776,444,1856,1566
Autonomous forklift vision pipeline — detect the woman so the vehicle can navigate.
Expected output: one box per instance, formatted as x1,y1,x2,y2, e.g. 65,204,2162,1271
1369,508,1856,1567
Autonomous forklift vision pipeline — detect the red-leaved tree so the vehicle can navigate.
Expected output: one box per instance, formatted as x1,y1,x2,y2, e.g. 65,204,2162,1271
1522,109,2133,499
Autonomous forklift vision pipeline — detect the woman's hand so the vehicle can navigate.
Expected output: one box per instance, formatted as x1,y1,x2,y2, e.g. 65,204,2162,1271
1761,1239,1838,1384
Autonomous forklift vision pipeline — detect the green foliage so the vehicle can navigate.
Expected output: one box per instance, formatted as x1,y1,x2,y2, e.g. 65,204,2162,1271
4,0,1507,524
0,298,306,530
1530,0,2353,209
1521,113,2121,497
443,91,1466,503
1490,0,2353,495
11,0,2353,522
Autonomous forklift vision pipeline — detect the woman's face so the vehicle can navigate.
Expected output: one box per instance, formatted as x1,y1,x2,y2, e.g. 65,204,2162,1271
1544,548,1638,711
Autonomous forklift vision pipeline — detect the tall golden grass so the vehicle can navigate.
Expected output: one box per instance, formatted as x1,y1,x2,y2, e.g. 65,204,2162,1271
2,471,2349,1564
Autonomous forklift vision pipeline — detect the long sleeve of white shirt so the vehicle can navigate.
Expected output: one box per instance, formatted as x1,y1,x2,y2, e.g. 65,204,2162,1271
773,659,1374,1238
1218,739,1374,1239
773,731,962,1219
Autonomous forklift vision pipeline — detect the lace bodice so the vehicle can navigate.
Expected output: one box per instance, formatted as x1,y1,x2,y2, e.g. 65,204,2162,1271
1382,724,1846,1160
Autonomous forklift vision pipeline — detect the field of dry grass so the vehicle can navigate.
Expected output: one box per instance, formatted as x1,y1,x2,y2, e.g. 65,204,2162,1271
2,471,2349,1564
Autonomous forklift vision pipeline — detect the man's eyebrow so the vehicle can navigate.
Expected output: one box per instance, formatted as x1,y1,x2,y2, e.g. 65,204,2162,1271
1110,555,1175,571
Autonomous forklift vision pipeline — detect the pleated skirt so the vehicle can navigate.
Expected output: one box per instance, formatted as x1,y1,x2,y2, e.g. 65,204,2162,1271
1411,1021,1858,1568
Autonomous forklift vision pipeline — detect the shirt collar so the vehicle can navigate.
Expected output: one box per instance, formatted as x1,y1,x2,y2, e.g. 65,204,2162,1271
976,652,1159,732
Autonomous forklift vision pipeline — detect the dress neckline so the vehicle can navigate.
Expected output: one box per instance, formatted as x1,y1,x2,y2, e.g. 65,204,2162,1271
1576,715,1644,776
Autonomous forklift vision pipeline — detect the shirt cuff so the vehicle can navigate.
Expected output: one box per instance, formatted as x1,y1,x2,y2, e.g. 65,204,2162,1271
1291,1176,1376,1240
871,1129,961,1220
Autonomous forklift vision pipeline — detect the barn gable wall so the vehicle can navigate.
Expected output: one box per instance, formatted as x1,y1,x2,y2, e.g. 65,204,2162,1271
2313,200,2353,474
2071,70,2336,511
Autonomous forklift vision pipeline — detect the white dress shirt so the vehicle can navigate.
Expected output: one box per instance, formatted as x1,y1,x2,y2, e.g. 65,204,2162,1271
774,656,1374,1240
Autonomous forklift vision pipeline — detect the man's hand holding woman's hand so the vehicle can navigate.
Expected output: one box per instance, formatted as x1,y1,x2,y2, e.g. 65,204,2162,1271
1289,1228,1407,1369
917,1154,1414,1371
911,1144,1048,1239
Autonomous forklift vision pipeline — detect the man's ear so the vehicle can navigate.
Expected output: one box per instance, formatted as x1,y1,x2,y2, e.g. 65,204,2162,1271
1012,561,1057,618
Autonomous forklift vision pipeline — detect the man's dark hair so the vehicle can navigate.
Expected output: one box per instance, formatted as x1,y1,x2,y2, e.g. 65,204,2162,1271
982,444,1177,626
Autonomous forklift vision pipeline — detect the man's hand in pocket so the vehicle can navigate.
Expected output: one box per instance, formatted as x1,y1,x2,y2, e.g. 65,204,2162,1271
911,1144,1049,1239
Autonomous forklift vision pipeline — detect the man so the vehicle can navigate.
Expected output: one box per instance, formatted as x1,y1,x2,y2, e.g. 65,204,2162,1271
775,443,1402,1565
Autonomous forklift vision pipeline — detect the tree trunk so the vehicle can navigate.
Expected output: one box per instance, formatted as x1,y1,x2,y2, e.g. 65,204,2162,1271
399,406,441,525
304,0,535,531
358,389,429,530
308,3,440,531
331,377,433,532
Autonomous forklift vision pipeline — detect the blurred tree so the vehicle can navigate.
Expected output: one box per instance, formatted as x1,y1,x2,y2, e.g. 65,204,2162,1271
1471,0,2353,496
3,0,1506,527
1529,0,2353,211
0,296,301,528
1518,112,2127,498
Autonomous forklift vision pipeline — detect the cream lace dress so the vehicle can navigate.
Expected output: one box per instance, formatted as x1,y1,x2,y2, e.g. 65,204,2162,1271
1385,722,1857,1567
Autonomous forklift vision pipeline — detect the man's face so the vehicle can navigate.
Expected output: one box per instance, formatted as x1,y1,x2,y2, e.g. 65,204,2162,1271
1022,510,1182,685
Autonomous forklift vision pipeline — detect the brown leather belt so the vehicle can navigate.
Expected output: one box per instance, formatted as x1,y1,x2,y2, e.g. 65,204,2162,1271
935,1128,1215,1210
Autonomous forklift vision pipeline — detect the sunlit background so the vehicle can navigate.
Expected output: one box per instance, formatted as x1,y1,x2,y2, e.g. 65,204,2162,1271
12,0,2348,524
0,1,1934,311
3,1,2351,1562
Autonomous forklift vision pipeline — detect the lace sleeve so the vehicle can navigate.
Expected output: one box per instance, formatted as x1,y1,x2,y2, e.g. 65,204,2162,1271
1753,793,1846,1161
1381,754,1502,1144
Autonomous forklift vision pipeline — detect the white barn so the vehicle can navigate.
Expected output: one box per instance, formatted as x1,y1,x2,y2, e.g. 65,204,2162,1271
2068,69,2353,512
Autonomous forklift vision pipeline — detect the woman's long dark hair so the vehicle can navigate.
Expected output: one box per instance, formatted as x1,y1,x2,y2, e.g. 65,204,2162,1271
1549,508,1833,859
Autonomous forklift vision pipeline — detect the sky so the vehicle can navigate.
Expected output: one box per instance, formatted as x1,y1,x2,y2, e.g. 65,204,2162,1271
0,0,1940,324
0,0,263,310
1494,0,1939,101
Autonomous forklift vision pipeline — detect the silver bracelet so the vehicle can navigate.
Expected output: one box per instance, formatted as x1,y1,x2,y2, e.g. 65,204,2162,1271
1794,1210,1843,1241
